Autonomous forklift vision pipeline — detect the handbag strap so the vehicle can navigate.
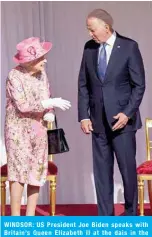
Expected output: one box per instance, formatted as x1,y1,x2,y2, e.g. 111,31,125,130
55,115,58,128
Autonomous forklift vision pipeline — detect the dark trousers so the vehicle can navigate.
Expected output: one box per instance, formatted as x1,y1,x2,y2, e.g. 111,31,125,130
92,119,138,216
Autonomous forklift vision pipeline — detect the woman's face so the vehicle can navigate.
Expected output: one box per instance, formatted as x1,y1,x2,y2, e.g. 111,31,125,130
31,56,47,72
23,56,47,74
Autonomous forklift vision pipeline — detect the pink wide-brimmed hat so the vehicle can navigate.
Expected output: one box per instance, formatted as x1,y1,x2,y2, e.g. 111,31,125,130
13,37,52,64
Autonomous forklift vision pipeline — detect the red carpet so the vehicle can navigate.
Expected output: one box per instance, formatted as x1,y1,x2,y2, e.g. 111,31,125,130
3,204,152,216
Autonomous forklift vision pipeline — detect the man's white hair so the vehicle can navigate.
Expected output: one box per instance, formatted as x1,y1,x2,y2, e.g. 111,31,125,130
87,9,114,27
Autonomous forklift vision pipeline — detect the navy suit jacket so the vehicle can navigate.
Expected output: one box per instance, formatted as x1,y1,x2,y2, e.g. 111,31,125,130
78,33,145,133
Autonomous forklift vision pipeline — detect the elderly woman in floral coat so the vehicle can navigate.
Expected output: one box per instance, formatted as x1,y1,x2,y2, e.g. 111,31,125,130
5,37,71,216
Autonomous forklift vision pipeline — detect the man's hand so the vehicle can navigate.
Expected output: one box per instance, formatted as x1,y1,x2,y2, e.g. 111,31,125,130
81,119,93,134
112,113,129,131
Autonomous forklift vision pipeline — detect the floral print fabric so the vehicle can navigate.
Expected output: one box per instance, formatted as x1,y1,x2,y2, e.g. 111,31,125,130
5,66,51,186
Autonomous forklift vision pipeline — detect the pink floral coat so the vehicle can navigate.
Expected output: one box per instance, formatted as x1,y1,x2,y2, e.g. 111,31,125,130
5,66,52,186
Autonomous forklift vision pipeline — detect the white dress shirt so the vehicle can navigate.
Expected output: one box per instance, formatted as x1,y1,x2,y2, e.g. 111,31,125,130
81,31,116,122
98,31,116,65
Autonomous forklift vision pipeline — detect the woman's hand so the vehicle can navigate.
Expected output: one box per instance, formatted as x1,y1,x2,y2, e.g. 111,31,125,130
41,97,71,110
43,112,55,122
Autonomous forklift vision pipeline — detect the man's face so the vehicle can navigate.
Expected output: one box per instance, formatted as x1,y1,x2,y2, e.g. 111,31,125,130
87,17,108,43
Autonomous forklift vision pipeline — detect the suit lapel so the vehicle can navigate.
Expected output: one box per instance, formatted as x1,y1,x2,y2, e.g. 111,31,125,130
93,44,100,73
92,43,100,78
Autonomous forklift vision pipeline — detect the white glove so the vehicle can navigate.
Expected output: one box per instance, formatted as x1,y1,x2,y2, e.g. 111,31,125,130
43,112,55,122
41,97,71,111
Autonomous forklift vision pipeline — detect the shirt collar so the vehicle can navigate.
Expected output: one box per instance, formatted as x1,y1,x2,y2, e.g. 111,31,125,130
105,31,116,47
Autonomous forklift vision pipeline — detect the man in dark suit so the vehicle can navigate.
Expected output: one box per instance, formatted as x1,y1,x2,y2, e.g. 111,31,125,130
78,9,145,216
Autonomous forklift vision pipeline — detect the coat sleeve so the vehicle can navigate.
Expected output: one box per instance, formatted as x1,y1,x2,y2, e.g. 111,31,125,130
7,70,46,113
123,42,145,118
78,45,90,122
44,72,54,114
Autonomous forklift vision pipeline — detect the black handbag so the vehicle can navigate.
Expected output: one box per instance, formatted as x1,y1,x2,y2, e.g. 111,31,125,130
47,116,69,154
